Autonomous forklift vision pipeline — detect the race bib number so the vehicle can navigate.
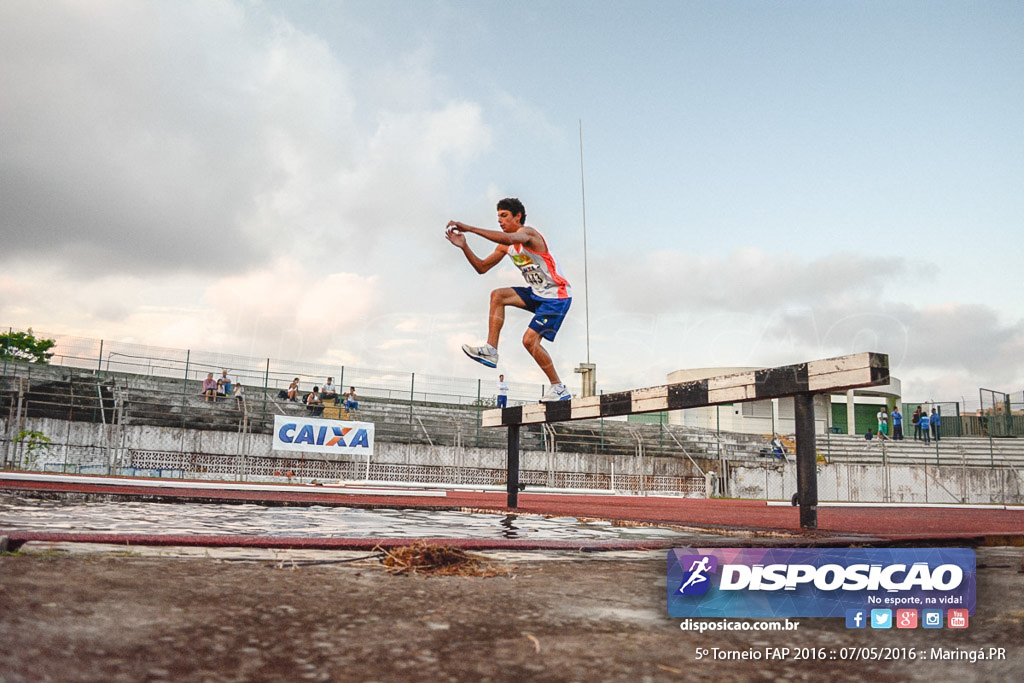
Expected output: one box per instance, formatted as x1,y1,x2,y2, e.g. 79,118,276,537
523,267,545,286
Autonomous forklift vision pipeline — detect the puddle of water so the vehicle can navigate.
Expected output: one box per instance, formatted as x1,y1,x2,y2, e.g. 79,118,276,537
0,494,703,543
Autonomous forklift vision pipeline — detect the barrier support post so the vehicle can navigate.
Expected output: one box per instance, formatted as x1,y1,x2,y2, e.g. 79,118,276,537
794,393,818,530
507,424,520,508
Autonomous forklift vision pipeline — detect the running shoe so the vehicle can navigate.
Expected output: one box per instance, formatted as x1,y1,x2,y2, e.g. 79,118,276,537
462,344,498,368
540,383,572,402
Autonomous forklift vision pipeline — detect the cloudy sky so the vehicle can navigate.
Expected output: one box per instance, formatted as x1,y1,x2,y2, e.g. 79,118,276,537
1,0,1022,405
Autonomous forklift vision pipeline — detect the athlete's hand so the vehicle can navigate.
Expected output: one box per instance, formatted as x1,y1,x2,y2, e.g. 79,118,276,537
445,224,467,248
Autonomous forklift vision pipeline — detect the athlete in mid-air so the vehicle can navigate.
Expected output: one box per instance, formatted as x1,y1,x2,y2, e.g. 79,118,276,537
446,197,573,402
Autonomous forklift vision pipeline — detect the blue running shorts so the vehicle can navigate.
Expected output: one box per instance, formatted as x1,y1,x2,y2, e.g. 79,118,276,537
512,287,572,341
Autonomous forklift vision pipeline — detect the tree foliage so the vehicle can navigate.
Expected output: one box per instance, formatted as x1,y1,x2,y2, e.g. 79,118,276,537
12,429,52,470
0,328,56,364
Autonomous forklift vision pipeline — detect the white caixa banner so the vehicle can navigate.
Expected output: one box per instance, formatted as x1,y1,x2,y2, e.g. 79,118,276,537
272,414,375,456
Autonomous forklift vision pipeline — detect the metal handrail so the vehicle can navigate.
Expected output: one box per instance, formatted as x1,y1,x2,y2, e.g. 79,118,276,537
663,427,706,476
415,415,434,447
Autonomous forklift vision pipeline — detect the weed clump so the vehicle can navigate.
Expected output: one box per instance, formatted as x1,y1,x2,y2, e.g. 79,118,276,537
379,543,509,578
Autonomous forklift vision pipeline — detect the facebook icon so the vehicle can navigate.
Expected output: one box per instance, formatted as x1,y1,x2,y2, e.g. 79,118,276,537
845,609,867,629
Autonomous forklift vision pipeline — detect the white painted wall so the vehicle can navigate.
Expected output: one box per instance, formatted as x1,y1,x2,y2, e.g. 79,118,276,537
5,416,1019,504
730,461,1023,505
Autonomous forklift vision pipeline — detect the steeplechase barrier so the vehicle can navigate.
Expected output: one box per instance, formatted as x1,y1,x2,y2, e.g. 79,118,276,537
482,351,890,529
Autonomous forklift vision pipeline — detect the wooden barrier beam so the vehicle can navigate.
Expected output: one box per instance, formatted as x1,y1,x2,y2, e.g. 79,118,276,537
483,352,888,428
489,351,889,523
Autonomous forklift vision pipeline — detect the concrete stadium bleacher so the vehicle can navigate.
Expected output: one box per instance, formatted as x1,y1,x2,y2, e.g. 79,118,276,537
815,433,1024,467
5,360,1024,469
3,360,769,462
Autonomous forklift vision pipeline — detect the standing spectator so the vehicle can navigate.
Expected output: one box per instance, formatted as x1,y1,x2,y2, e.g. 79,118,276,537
876,407,888,438
912,406,923,440
287,378,300,402
202,373,218,402
217,370,232,398
891,406,904,440
344,387,359,414
496,374,509,409
321,377,338,402
919,410,931,445
931,408,941,441
233,382,245,409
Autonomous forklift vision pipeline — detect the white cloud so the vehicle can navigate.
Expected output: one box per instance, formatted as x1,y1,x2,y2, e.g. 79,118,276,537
0,1,490,276
0,257,379,361
592,247,912,315
2,1,1019,409
199,257,379,359
331,101,491,245
494,90,564,146
552,247,1023,401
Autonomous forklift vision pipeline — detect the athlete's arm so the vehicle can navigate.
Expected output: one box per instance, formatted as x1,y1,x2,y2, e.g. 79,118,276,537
447,221,545,252
446,227,506,274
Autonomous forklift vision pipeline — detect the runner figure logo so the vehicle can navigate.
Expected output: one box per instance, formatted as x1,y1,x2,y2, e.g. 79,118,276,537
676,555,718,596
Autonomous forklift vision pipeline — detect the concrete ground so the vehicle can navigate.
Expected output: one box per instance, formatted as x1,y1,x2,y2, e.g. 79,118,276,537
1,543,1021,682
2,478,1023,681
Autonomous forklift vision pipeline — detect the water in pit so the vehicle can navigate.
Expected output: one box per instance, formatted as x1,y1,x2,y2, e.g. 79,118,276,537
0,494,704,543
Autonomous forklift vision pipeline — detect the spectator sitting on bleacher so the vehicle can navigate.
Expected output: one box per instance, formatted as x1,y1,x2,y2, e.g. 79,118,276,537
306,386,323,416
344,386,358,414
217,370,232,398
321,377,338,402
287,377,300,402
202,373,218,402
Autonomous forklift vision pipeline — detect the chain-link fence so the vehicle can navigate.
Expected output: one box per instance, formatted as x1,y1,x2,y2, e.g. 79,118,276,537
979,388,1024,438
0,410,716,497
4,326,1023,503
744,427,1024,505
1,348,722,494
2,328,555,411
748,457,1021,505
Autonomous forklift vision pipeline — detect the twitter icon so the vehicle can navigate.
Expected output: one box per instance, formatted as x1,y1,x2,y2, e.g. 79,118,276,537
870,609,892,629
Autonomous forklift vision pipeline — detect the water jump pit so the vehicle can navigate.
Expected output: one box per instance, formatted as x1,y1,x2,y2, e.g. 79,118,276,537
0,490,728,554
6,472,1022,550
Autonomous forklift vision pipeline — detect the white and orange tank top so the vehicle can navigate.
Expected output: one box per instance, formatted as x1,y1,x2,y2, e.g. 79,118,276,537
506,229,571,299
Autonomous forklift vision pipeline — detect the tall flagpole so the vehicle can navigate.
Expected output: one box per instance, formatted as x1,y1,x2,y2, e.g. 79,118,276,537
579,119,591,364
575,119,597,396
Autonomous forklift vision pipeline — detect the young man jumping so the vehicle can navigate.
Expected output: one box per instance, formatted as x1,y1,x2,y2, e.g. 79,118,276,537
446,197,573,402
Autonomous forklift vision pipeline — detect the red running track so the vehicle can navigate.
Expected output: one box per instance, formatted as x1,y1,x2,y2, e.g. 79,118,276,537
2,476,1022,548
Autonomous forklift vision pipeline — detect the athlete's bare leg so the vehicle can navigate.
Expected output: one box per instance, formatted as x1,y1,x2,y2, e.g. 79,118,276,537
485,287,562,386
486,288,527,349
522,328,561,385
